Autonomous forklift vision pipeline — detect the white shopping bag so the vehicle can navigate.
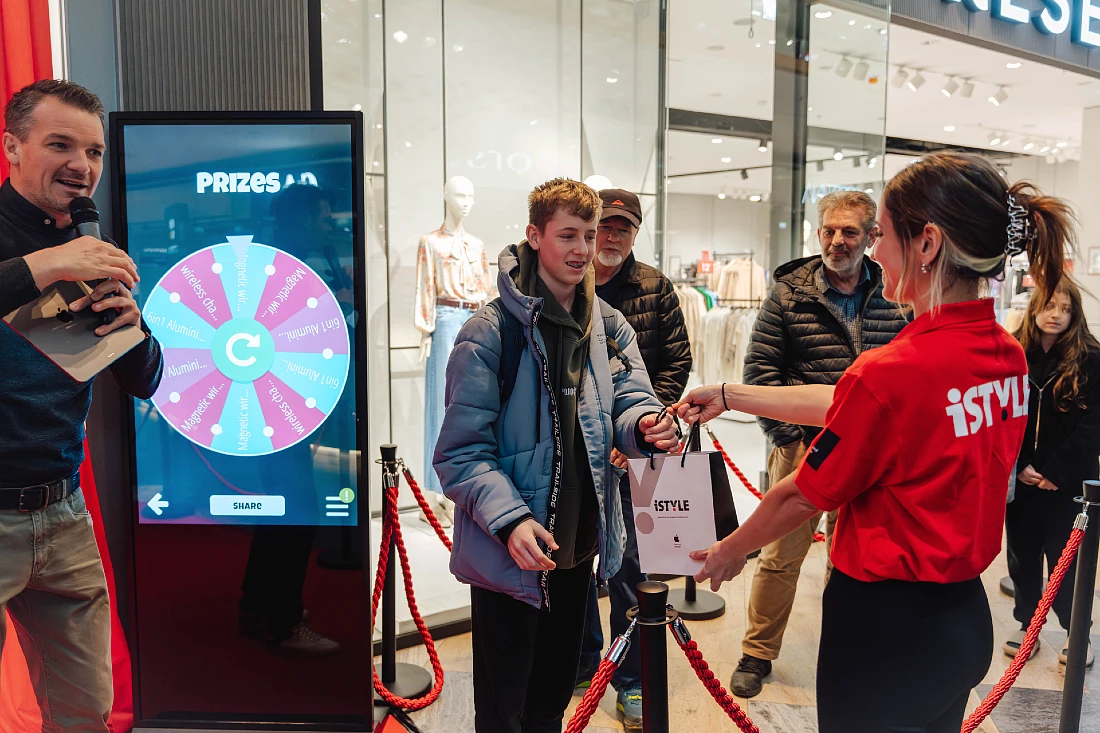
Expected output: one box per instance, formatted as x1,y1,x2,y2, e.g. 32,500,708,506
626,453,718,576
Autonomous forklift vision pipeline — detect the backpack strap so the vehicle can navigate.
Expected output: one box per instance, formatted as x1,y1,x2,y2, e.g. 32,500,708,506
487,298,525,406
599,299,632,374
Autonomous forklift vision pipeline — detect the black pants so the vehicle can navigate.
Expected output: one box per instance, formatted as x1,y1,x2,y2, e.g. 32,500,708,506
470,559,593,733
817,569,992,733
239,525,318,641
1005,486,1080,631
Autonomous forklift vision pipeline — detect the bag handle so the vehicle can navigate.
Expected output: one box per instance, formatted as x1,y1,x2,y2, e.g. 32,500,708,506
680,421,701,468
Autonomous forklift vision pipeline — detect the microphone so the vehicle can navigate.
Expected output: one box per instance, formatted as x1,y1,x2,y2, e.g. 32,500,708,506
69,197,115,325
69,196,101,240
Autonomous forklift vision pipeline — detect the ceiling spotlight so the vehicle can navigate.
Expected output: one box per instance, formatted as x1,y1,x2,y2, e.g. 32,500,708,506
864,188,874,194
853,60,869,81
835,56,854,78
740,169,749,180
891,68,909,89
907,70,926,92
717,192,727,200
944,125,956,132
868,156,878,168
1006,61,1022,69
960,80,974,98
815,10,832,18
1057,140,1068,147
1002,138,1012,146
711,138,723,144
816,161,825,173
750,195,763,202
1023,139,1034,151
942,78,959,97
990,132,1002,146
988,86,1008,106
833,148,844,161
757,139,769,152
721,156,732,163
1040,143,1052,153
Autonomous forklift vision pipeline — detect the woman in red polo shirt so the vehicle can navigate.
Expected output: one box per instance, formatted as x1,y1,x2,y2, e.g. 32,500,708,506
675,151,1073,733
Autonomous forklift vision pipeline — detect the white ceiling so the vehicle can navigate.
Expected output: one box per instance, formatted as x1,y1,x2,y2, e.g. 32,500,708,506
666,0,1100,195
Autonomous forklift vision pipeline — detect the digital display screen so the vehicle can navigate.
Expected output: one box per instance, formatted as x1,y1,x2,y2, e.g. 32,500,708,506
117,118,362,526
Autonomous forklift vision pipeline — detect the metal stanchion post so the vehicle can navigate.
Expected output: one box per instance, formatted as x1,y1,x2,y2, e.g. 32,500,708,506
1059,480,1100,733
378,444,432,699
635,581,673,733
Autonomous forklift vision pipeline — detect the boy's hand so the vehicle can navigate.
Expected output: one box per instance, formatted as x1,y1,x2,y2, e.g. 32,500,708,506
507,519,558,571
640,411,680,452
610,448,629,469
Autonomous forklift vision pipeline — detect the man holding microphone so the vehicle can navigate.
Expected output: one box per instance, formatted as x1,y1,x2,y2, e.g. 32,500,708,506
0,80,163,731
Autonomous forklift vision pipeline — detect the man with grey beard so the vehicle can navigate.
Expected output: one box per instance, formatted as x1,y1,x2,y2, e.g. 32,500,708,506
574,188,691,730
732,190,907,698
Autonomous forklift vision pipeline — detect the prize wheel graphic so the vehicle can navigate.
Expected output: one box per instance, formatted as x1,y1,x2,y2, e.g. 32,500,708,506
143,236,350,456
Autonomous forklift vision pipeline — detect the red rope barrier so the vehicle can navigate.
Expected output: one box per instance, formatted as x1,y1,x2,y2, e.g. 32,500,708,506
371,473,446,711
401,465,453,552
962,526,1086,732
563,657,618,733
673,634,760,733
704,426,825,543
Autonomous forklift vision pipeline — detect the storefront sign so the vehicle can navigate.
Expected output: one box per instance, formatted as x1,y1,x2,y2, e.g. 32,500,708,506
943,0,1100,48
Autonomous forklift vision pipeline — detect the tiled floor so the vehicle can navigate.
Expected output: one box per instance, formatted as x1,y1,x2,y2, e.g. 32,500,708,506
384,418,1100,732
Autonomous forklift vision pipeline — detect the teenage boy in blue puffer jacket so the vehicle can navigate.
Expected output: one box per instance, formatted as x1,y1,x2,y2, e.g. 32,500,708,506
434,178,680,733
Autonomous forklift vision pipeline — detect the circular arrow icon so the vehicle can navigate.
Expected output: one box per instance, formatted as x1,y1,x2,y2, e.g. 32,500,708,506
226,332,261,367
211,318,275,382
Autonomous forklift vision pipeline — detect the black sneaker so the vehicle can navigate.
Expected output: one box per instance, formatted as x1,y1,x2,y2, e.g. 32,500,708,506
730,655,772,698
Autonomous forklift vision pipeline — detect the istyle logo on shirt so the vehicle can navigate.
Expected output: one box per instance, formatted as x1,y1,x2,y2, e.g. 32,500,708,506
944,375,1029,438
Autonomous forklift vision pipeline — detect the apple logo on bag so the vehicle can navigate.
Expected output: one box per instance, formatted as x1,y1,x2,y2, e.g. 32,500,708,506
673,534,681,548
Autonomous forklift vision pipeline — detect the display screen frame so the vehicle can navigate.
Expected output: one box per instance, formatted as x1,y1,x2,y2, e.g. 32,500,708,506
111,110,368,531
111,111,372,726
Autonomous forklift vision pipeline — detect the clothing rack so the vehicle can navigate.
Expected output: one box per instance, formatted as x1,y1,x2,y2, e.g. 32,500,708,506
710,251,759,304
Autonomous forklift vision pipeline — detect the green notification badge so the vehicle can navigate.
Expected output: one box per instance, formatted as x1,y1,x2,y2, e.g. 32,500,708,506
339,488,355,504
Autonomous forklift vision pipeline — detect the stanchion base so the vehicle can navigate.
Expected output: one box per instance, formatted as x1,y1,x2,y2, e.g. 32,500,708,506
381,663,434,700
667,588,726,620
1000,575,1015,598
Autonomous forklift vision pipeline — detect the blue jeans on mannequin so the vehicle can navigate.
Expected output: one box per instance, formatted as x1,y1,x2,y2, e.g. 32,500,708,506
423,305,473,495
578,473,644,690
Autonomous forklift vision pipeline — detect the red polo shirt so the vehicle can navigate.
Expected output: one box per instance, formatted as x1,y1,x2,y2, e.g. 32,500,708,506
795,299,1028,583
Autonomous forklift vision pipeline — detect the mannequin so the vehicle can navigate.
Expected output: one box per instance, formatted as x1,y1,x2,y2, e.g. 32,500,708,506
413,176,491,526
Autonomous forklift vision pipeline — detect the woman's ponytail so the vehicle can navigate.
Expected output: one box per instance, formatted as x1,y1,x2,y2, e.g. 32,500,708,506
1012,181,1075,304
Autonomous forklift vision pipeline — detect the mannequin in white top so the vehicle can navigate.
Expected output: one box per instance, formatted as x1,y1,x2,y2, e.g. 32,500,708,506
414,176,491,527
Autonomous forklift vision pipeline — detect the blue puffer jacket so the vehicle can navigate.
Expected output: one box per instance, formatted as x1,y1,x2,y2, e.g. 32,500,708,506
434,244,663,609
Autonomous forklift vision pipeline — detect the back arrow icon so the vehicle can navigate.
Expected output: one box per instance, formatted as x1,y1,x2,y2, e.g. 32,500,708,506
148,492,169,516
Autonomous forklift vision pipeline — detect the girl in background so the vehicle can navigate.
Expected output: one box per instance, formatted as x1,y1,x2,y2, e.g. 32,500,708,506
1005,277,1099,667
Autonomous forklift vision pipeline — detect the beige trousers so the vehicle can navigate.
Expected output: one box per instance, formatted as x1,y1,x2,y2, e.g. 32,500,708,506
0,489,112,732
742,442,837,661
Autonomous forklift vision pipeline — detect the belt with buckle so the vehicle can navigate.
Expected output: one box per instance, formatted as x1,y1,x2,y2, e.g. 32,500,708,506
0,474,80,512
436,297,482,311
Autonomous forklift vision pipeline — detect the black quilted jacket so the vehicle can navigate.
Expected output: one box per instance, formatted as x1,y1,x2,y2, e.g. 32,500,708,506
743,255,908,447
600,254,692,406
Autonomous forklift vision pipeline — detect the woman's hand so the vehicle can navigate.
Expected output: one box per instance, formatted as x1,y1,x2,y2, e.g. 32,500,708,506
673,384,728,426
1038,478,1059,491
1018,465,1044,486
689,539,747,592
640,412,681,452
